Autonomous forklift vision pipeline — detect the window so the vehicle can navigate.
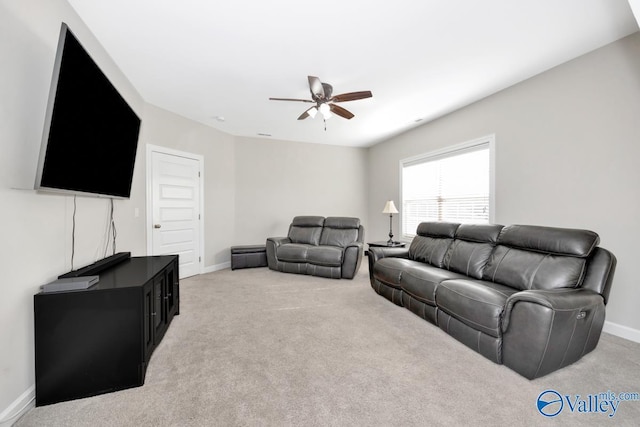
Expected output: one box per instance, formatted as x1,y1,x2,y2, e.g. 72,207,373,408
400,136,494,238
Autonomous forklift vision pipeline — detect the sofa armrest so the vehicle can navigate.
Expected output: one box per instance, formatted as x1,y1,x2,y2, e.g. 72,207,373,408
369,246,410,262
342,242,364,279
502,288,605,332
266,237,291,269
581,247,617,304
367,247,410,282
267,236,291,246
501,288,606,379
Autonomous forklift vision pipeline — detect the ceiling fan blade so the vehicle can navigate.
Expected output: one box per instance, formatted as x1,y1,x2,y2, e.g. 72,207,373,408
322,83,333,99
329,103,355,120
297,106,316,120
308,76,325,100
269,97,314,103
331,91,373,103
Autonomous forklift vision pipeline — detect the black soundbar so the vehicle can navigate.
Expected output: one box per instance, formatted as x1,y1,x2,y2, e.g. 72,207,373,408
59,252,131,279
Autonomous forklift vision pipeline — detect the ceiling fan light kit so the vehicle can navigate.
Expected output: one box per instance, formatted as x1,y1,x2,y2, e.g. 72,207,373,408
319,103,332,119
269,76,372,129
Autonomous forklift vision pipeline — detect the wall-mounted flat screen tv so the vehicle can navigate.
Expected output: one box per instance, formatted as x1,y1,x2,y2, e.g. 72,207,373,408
35,23,141,199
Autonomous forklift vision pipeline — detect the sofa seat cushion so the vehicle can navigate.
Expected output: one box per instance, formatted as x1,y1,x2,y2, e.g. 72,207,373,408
373,258,417,288
400,265,467,305
306,245,344,267
436,279,519,338
276,243,314,263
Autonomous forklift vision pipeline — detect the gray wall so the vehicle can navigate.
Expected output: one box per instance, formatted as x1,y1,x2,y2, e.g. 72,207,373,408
141,108,369,268
368,31,640,332
234,136,368,245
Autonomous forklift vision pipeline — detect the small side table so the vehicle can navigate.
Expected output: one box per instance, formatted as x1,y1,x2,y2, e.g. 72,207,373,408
367,241,407,248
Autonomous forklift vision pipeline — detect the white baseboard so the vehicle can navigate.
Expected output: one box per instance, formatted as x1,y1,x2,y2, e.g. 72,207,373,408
603,321,640,343
203,261,231,274
0,385,35,427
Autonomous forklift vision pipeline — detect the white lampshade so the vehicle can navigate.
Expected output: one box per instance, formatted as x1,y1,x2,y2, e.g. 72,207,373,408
307,106,318,118
382,200,399,214
319,103,332,119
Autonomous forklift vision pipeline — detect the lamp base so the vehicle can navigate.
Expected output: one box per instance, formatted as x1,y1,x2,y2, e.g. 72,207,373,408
387,212,397,246
387,231,396,245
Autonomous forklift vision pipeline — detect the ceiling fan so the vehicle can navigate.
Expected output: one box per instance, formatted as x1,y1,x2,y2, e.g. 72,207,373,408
269,76,372,121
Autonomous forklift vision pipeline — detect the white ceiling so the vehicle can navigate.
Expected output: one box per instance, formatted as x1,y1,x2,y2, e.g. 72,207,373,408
67,0,638,148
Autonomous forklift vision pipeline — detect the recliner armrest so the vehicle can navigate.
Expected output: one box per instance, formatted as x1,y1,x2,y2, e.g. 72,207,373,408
368,247,409,262
367,247,409,282
502,288,604,332
267,236,291,247
342,242,364,279
501,287,606,379
265,237,291,270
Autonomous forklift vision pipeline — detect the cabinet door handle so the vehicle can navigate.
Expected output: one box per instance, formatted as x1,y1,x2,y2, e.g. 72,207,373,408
154,224,161,229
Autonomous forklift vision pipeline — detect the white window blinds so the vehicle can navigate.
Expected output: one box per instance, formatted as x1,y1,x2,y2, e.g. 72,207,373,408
401,142,491,238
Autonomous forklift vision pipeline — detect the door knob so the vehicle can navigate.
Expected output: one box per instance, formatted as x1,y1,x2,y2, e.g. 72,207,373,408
154,224,161,229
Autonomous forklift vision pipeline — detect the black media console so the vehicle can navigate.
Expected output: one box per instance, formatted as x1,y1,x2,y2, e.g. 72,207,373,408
34,253,179,406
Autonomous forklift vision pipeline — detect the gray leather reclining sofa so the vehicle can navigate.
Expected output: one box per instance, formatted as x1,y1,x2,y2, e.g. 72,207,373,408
368,222,616,379
267,216,364,279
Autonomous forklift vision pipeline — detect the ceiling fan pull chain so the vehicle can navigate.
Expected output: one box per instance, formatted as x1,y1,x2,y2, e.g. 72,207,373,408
324,118,327,131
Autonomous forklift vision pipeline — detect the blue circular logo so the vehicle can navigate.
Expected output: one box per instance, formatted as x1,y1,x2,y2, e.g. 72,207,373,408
537,390,564,417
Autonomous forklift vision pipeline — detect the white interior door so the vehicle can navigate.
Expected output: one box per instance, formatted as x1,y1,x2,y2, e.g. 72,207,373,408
149,150,202,278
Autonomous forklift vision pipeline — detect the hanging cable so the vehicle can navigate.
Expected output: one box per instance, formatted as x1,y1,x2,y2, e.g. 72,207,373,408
71,195,76,270
103,201,111,258
102,198,117,257
111,198,117,255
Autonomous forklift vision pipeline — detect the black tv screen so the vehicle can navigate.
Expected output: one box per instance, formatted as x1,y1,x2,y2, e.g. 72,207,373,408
35,23,141,199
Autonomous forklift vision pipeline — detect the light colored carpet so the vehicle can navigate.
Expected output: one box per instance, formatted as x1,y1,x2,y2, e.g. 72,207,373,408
17,263,640,426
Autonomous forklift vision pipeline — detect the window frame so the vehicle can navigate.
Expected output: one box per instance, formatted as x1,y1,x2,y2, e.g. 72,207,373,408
398,134,496,240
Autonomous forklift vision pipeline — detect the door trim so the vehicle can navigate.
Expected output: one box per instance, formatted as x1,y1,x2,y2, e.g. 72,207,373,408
145,144,205,276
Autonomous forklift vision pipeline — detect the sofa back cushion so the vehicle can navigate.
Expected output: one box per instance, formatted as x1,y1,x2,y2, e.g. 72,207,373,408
443,224,504,279
288,216,325,245
319,217,361,247
408,222,459,267
482,225,600,290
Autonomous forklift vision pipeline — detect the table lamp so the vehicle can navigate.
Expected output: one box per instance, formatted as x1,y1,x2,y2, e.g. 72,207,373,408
382,200,399,245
